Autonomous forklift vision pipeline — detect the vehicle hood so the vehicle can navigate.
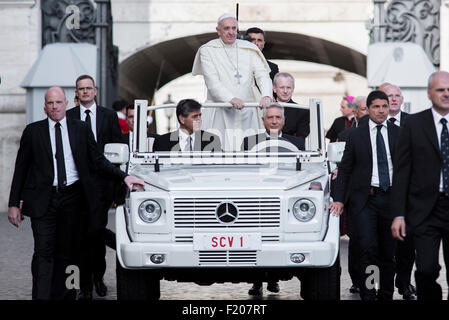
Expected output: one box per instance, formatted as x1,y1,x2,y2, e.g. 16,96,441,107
130,164,326,191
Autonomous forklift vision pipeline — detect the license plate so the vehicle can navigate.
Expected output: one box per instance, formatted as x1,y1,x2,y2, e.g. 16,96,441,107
193,233,261,250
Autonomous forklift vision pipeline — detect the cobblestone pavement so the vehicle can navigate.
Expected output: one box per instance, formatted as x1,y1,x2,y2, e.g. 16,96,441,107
1,211,447,300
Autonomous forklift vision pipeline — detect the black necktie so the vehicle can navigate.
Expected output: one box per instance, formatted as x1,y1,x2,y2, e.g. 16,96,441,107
85,109,92,131
388,118,397,125
440,118,449,196
376,124,390,191
55,122,67,188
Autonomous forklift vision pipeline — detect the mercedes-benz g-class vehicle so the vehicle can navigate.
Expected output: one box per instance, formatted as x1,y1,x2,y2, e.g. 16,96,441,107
105,100,342,300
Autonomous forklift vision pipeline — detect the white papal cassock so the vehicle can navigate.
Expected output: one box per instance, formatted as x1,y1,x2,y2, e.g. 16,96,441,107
192,38,272,150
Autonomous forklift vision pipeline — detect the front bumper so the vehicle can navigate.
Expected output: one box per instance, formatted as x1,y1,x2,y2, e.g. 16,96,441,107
116,206,340,269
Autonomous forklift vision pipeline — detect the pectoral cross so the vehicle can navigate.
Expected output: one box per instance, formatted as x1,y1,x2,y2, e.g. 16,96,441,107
234,71,242,84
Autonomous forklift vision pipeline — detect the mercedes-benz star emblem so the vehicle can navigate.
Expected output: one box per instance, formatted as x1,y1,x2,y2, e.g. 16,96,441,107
215,202,238,224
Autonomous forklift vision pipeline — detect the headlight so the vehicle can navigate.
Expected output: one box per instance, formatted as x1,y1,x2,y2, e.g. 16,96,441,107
138,200,162,223
292,199,316,222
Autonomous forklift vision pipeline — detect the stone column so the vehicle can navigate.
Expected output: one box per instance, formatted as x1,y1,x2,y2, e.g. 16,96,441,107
441,1,449,71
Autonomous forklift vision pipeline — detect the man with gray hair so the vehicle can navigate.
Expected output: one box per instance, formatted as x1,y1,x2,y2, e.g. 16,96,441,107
192,13,273,150
273,72,310,140
241,103,305,153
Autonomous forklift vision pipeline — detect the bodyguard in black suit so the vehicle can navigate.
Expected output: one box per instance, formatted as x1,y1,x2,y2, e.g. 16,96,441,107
330,90,400,300
66,74,123,299
7,87,143,300
153,99,221,152
245,27,278,81
335,96,368,295
391,71,449,300
381,84,415,300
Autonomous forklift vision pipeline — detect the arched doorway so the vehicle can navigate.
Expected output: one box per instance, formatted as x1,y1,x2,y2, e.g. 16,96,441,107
118,31,366,102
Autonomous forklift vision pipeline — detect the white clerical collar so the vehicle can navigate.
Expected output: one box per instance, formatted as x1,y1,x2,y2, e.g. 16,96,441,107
81,103,97,116
48,116,67,128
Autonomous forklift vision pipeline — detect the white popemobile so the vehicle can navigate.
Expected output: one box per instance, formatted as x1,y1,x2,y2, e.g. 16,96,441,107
104,100,344,300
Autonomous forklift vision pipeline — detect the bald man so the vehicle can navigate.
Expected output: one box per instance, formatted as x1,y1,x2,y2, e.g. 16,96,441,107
381,84,410,127
7,87,143,300
391,71,449,300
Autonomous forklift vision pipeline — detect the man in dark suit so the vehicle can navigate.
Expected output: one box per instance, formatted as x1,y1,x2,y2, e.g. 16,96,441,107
153,99,221,152
330,90,400,300
380,84,415,300
66,74,123,299
271,72,310,140
391,71,449,300
245,27,279,81
383,84,410,126
335,95,368,295
326,96,356,142
7,87,143,300
241,102,305,152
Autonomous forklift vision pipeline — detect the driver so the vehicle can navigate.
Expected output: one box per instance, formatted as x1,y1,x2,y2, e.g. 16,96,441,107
241,102,305,151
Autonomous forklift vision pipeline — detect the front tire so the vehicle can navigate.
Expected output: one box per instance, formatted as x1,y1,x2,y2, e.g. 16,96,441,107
299,255,341,300
116,257,160,300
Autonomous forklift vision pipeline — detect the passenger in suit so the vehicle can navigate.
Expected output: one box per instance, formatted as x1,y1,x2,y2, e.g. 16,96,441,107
153,99,221,152
7,87,143,300
66,74,123,299
391,71,449,300
330,90,400,300
245,27,279,81
326,96,356,143
272,72,310,140
241,102,305,152
380,84,415,300
243,102,304,297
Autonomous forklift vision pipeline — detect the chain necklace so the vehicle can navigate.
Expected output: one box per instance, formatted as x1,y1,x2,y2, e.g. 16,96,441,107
221,40,242,84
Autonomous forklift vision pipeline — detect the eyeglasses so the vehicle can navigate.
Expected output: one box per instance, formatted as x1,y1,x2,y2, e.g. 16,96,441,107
77,87,94,91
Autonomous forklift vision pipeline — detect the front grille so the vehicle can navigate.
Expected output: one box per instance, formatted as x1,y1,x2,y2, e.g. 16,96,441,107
173,197,281,228
198,250,257,265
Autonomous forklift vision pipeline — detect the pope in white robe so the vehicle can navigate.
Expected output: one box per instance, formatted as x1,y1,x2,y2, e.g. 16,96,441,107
192,13,273,150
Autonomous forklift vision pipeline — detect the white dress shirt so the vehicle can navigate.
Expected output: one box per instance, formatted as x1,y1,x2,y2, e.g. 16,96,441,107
431,108,449,192
80,103,97,141
387,111,402,126
48,117,79,187
369,119,393,187
178,129,195,151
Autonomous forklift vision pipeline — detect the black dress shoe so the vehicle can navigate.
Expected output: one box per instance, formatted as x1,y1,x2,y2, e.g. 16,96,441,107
78,290,92,300
349,284,360,293
408,284,416,294
403,286,416,300
267,281,280,293
248,283,263,296
94,279,108,297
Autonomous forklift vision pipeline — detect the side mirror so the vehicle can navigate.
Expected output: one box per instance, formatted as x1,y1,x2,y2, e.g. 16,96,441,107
327,142,346,163
104,143,129,164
